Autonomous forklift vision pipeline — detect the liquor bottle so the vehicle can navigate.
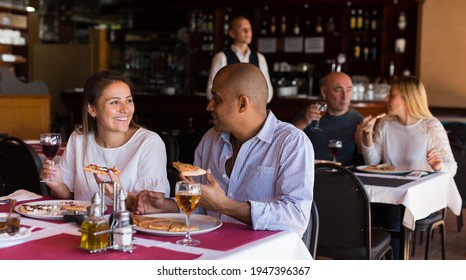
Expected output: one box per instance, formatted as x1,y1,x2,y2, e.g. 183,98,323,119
349,9,356,31
270,16,276,35
207,13,214,33
281,15,287,35
389,61,395,77
364,10,370,31
356,9,363,30
370,37,378,60
261,20,268,35
362,37,369,60
223,14,229,35
353,36,361,59
398,11,407,30
293,16,300,35
326,17,335,33
315,16,323,33
80,192,109,251
305,19,312,34
370,10,378,31
189,10,197,32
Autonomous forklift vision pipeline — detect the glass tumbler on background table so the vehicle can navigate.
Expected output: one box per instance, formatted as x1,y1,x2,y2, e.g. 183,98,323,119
175,181,202,246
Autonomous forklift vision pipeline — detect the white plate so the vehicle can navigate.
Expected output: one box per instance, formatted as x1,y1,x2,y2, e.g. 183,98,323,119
356,165,412,175
0,227,31,242
14,200,106,220
23,139,40,144
134,213,222,236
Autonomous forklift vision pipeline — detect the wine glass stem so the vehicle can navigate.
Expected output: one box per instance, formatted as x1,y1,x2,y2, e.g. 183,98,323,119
185,214,192,241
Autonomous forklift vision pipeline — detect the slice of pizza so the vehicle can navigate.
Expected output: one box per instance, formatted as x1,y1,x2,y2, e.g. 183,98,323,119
83,163,121,175
169,221,199,232
134,215,174,231
172,161,206,176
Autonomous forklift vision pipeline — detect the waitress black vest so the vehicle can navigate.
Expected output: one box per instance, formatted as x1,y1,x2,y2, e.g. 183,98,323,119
223,48,259,68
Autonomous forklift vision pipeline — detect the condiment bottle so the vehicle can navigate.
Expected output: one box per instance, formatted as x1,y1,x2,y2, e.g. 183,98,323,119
111,189,134,250
80,192,109,251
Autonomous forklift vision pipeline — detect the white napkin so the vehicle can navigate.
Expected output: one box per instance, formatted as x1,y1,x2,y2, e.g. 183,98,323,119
0,189,42,202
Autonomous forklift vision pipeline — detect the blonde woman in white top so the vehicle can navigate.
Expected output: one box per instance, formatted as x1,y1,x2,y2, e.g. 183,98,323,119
360,76,457,176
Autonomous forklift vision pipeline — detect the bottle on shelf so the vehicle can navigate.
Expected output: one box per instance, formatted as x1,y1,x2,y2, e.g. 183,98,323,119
389,61,395,77
207,13,214,33
326,17,335,33
349,9,356,31
356,9,363,30
353,36,361,59
223,14,229,35
293,16,300,35
370,10,378,31
270,16,276,35
362,37,369,60
281,15,287,35
364,10,370,31
261,19,268,35
398,11,407,30
315,16,323,33
370,37,378,60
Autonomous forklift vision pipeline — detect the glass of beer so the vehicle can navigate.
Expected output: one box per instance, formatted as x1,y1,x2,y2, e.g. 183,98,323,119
175,181,202,246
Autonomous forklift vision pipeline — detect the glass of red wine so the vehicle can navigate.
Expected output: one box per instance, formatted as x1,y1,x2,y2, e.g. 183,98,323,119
40,133,61,173
328,140,342,163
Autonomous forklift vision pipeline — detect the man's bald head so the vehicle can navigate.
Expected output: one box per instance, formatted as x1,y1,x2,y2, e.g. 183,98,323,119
214,63,268,107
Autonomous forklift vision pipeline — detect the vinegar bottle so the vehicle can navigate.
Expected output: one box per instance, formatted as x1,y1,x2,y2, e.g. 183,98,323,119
80,192,109,251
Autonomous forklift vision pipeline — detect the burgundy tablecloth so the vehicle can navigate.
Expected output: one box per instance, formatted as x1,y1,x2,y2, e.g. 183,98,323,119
134,222,278,251
0,233,200,260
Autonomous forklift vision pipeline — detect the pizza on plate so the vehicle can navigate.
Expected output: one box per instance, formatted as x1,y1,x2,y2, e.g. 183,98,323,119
363,163,397,172
17,202,88,216
134,215,199,232
172,161,206,176
83,164,121,175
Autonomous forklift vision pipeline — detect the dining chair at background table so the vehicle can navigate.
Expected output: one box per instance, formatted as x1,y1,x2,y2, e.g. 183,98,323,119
411,208,446,260
313,163,393,260
446,128,466,232
302,200,319,259
0,136,49,196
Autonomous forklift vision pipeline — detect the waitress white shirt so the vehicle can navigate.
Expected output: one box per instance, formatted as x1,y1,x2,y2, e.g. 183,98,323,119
362,116,457,176
60,127,170,204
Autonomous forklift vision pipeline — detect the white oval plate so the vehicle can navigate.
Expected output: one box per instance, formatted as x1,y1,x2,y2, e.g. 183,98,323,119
14,200,106,220
0,227,31,242
134,213,222,236
356,165,412,175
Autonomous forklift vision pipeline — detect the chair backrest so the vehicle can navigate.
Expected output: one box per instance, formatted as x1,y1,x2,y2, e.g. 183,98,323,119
157,131,181,197
0,137,49,196
302,200,319,258
445,122,466,147
158,130,179,164
314,163,372,259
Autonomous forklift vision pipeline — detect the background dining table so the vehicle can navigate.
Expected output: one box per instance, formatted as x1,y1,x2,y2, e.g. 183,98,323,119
0,196,312,260
354,170,462,259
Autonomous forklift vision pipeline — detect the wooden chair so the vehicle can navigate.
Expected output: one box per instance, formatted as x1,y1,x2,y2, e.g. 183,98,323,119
314,163,392,260
0,137,49,196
